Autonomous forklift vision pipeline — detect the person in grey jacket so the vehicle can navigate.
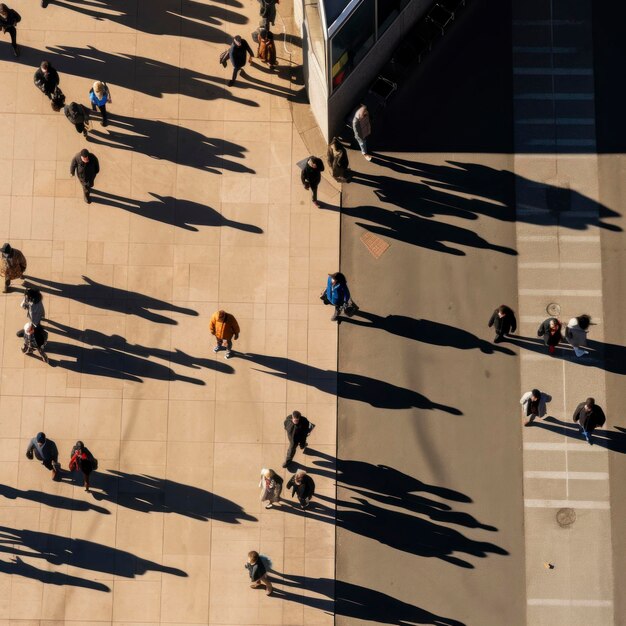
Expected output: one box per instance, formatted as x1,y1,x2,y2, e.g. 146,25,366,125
245,550,273,595
16,288,45,337
573,397,606,445
352,104,372,160
26,432,60,479
566,314,591,358
520,389,551,426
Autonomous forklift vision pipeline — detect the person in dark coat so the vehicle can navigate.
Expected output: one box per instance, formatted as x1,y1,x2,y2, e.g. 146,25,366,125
488,304,517,343
69,441,96,491
21,322,48,363
26,432,60,479
327,137,350,182
228,35,254,87
282,410,314,467
0,3,20,57
537,317,562,354
325,271,350,322
245,550,273,595
286,470,315,509
0,242,26,292
17,288,45,337
301,156,324,207
33,61,59,99
64,102,90,138
70,148,100,204
572,397,606,445
258,0,278,26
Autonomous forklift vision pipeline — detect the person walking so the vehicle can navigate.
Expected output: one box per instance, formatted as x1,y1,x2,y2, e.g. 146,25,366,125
227,35,254,87
327,137,350,182
259,468,282,509
0,3,20,57
26,432,60,479
64,102,90,138
209,309,240,359
258,0,278,27
566,314,591,358
70,148,100,204
245,551,273,595
21,322,49,363
282,410,314,467
69,441,96,491
257,27,276,66
33,61,59,99
537,317,562,355
89,80,112,127
324,272,351,322
520,388,551,427
17,288,45,337
0,242,26,293
488,304,517,343
572,397,606,445
286,470,315,509
352,104,372,161
301,156,324,208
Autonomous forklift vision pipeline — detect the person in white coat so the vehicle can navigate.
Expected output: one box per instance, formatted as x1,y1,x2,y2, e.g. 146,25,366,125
566,314,591,358
520,389,551,426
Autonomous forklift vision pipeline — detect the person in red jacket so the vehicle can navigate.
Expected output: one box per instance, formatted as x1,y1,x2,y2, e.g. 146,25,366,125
69,441,96,491
209,309,240,359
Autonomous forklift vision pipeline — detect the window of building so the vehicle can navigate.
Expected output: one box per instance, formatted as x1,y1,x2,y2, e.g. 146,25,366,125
377,0,410,38
304,0,326,74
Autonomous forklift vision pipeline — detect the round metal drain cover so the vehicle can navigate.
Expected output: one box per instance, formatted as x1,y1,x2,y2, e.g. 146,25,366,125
556,508,576,527
547,303,561,317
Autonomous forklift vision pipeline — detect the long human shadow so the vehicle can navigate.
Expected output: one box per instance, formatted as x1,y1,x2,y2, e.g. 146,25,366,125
342,312,515,355
533,417,626,454
90,471,257,523
16,45,258,105
26,275,197,325
242,353,462,414
47,320,234,375
0,556,111,592
40,0,247,43
270,572,466,625
86,114,254,174
90,191,263,233
0,485,110,514
0,526,187,580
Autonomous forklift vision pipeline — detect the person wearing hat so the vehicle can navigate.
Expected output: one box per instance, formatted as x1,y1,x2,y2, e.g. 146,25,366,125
17,287,45,338
209,309,240,359
520,388,551,427
26,432,60,479
69,441,96,491
0,242,26,293
228,35,254,87
21,322,48,363
88,80,112,126
70,148,100,204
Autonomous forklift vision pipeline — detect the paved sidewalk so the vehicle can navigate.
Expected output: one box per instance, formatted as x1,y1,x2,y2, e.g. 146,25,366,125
0,1,338,624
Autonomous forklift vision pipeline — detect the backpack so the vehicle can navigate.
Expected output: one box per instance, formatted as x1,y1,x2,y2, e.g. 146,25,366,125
219,49,229,67
51,87,65,112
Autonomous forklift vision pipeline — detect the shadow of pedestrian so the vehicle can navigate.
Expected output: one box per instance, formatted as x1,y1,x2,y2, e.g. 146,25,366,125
0,485,110,514
533,417,626,453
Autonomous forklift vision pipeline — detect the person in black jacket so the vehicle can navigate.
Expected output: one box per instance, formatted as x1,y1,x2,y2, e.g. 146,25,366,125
245,550,273,595
64,102,90,138
537,317,562,354
301,156,324,207
70,149,100,204
327,137,349,182
0,3,20,57
573,397,606,445
282,410,314,467
33,61,59,98
69,441,96,491
286,470,315,509
488,304,517,343
228,35,254,87
21,322,48,363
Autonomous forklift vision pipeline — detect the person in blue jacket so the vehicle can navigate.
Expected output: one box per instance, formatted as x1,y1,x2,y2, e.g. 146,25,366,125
325,272,350,322
89,80,111,126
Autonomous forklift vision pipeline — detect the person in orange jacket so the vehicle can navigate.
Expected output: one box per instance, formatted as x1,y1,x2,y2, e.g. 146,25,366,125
209,309,240,359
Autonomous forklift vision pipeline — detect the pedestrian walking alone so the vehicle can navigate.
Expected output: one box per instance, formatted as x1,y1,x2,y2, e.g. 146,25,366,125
327,137,350,182
259,468,282,509
0,3,20,57
352,104,372,161
324,272,351,322
257,28,276,66
64,102,90,138
300,156,324,208
566,314,591,358
228,35,254,87
26,432,60,479
537,317,562,354
520,388,551,426
17,288,45,337
0,242,26,293
209,309,240,359
69,441,97,491
21,322,48,363
286,470,315,509
282,410,315,467
258,0,278,26
245,551,273,595
488,304,517,343
33,61,59,99
573,397,606,445
89,80,112,127
70,148,100,204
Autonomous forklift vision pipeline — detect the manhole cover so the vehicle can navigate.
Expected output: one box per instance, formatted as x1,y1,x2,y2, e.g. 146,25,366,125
360,232,390,259
547,303,561,317
556,508,576,527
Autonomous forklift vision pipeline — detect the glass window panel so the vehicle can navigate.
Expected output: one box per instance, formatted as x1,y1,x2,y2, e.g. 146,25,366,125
304,0,326,74
377,0,410,37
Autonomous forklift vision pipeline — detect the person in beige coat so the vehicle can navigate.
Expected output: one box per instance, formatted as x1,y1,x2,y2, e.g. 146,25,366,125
0,243,26,293
209,309,240,359
259,468,282,509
